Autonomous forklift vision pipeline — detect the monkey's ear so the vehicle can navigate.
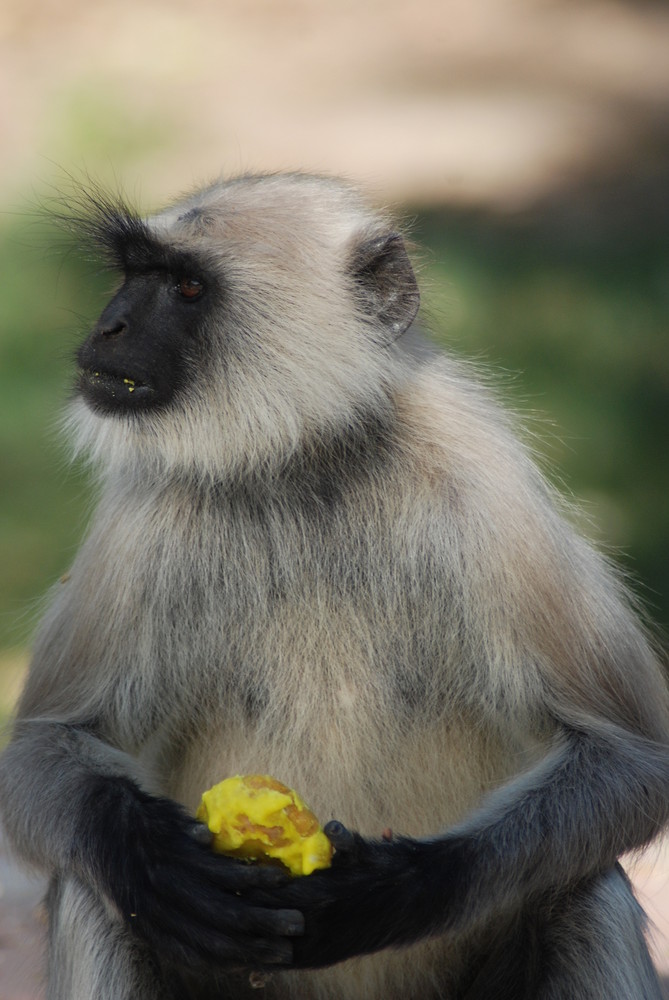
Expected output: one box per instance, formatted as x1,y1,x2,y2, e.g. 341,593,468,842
351,232,420,342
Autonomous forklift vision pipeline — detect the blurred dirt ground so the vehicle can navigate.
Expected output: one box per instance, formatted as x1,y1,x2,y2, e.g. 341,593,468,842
630,838,669,993
1,0,669,995
0,850,45,1000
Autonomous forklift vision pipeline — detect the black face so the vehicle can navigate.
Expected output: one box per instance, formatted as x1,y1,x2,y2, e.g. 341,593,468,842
77,268,209,416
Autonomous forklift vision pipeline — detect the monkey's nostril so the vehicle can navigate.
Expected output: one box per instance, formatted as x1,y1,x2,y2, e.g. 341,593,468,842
100,320,127,338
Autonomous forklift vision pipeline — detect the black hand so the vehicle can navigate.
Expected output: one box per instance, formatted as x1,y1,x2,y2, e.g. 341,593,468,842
76,776,304,971
258,821,465,969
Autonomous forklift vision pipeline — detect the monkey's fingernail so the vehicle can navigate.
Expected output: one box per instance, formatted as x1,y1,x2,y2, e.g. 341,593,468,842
249,971,271,988
188,821,213,846
276,911,305,936
381,827,393,842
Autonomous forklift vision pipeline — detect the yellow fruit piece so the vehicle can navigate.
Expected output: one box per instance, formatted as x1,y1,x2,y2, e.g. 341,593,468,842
196,774,333,876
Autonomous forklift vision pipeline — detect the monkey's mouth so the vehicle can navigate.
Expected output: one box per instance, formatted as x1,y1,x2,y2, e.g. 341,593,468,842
77,368,157,411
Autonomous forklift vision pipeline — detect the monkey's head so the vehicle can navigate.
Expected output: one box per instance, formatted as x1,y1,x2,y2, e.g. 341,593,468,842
67,173,420,482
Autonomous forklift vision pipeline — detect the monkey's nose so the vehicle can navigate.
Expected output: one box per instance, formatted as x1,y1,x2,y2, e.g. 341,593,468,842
99,319,127,338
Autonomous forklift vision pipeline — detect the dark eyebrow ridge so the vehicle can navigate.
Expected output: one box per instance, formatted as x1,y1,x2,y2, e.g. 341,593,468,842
69,191,207,277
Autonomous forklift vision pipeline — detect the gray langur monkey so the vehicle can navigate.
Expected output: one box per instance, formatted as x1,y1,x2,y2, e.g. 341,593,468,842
1,172,668,1000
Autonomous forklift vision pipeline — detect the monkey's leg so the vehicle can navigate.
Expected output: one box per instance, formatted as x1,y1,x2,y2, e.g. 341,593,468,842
45,875,179,1000
536,864,662,1000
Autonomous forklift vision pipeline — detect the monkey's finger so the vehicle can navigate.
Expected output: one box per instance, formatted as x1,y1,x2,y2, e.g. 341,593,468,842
174,885,305,939
162,844,291,891
218,860,292,889
140,916,295,970
187,820,213,846
237,906,305,938
145,860,303,935
129,894,299,968
324,820,364,864
323,819,355,850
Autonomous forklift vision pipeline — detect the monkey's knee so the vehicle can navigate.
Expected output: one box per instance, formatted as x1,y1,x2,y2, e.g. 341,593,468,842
46,876,170,1000
537,864,662,999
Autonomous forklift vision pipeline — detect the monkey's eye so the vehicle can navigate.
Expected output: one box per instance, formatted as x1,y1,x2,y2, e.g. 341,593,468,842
176,277,204,300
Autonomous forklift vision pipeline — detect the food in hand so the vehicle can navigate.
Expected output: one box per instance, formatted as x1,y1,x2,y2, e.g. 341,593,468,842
196,774,333,876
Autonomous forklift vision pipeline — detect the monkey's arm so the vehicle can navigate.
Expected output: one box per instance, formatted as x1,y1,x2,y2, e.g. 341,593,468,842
266,722,669,968
0,719,303,970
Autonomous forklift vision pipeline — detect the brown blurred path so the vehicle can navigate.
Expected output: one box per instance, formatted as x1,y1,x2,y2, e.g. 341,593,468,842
628,837,669,993
0,848,44,1000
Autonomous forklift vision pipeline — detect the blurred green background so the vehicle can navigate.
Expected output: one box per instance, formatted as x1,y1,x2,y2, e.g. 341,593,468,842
1,0,668,724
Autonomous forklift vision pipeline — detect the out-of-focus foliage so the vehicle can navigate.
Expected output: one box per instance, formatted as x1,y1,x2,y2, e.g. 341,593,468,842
415,208,669,633
0,219,108,652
